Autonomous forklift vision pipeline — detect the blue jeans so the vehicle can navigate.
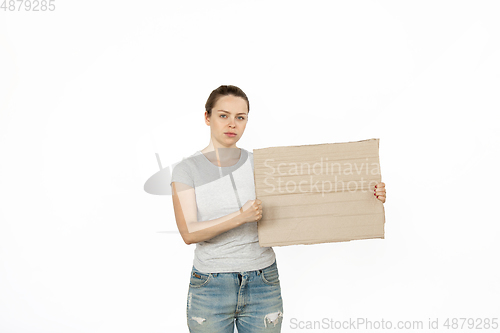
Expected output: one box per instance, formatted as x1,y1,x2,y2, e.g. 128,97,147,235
186,259,284,333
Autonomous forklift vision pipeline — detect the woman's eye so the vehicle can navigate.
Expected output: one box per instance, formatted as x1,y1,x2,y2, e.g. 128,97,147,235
220,115,245,120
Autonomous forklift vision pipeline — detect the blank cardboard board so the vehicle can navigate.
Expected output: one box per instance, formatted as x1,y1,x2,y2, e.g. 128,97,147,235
254,138,385,247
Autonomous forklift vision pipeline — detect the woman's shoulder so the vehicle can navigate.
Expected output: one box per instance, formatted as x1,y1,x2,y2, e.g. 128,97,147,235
241,147,253,155
244,148,253,160
242,148,254,170
172,150,201,170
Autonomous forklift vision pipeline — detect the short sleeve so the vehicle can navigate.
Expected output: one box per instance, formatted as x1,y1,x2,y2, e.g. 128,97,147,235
170,161,194,188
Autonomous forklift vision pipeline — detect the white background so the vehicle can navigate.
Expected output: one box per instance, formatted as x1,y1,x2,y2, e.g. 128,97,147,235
1,1,499,332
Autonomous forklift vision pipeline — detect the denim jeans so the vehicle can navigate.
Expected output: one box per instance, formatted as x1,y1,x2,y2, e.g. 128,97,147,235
186,259,284,333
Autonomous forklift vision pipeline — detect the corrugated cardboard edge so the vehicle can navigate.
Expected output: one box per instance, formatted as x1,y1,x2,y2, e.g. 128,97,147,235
253,137,380,151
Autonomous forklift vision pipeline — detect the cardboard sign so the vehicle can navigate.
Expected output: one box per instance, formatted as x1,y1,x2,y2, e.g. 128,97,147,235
254,138,385,247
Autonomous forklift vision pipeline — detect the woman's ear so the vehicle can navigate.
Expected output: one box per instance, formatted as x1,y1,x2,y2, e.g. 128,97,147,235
204,111,210,125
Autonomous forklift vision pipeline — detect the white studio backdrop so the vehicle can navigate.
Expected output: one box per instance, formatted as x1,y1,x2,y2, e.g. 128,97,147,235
1,1,499,332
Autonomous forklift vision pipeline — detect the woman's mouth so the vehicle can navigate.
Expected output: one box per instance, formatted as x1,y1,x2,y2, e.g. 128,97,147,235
225,133,236,137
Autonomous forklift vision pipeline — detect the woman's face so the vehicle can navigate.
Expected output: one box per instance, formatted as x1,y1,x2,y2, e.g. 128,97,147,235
205,95,249,149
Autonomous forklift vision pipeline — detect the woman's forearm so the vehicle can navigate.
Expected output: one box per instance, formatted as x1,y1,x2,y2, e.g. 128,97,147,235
185,209,245,244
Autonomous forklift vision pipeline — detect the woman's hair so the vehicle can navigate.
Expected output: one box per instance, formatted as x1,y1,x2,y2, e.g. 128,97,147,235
205,85,250,118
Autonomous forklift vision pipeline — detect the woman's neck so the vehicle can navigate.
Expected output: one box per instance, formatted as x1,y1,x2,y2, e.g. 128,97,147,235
201,143,241,167
201,140,239,154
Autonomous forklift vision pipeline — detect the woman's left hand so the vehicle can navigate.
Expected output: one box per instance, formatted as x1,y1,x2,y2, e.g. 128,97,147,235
374,182,386,203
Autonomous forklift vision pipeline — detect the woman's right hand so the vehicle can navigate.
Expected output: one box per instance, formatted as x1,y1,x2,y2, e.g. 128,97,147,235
239,199,263,224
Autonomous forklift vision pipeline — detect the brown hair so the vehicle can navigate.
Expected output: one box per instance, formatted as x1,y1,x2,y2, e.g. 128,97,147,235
205,85,250,118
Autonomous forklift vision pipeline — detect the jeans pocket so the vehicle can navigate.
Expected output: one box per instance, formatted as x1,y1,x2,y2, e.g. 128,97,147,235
189,268,211,288
260,262,280,286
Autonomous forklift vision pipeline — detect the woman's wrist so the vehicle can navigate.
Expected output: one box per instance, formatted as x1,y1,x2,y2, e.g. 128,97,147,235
232,210,245,227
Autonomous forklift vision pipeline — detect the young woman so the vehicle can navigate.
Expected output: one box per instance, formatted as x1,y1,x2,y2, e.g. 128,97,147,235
170,85,386,333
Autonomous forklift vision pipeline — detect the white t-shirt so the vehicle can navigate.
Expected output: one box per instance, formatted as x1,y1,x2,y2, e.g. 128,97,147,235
170,147,276,273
